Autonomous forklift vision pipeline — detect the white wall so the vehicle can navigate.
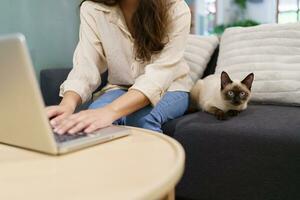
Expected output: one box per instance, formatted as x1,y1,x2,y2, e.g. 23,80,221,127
194,0,205,34
216,0,233,25
195,0,278,34
195,0,234,34
246,0,277,24
216,0,277,25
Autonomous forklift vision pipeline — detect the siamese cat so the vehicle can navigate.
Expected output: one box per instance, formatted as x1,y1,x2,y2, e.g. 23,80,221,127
190,71,254,120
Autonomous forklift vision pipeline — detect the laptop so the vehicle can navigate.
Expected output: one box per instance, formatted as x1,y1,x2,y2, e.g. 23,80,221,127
0,34,130,155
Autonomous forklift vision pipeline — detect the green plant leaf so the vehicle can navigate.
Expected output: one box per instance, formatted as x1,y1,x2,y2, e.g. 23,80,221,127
234,0,247,9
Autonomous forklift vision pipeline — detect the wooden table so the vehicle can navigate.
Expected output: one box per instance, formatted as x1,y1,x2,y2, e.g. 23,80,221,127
0,127,185,200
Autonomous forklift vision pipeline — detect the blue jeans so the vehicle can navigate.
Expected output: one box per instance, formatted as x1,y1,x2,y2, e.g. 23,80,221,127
88,89,189,133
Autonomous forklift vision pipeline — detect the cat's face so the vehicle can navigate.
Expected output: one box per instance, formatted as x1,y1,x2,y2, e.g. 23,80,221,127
220,71,254,106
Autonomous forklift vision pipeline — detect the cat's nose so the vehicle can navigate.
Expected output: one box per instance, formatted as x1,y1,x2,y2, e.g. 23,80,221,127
232,101,241,105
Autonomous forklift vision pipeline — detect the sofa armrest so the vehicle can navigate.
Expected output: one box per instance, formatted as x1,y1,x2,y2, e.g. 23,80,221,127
40,68,108,108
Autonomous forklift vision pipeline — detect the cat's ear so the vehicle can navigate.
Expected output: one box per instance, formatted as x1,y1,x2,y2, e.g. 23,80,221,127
221,71,233,90
241,73,254,90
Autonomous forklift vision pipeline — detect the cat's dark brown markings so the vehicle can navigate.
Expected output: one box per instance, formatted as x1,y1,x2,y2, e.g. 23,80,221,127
216,72,254,120
190,71,254,120
207,106,227,120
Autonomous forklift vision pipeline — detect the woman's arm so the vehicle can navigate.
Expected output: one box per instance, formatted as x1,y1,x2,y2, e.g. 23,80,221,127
47,2,106,126
54,90,149,134
108,90,150,119
60,91,82,110
60,2,106,104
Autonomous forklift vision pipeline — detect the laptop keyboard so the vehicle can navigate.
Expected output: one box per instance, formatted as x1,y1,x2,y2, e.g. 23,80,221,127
52,126,128,144
53,132,88,143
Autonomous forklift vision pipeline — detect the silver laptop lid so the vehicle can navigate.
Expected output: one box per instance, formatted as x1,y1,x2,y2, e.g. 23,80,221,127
0,34,57,154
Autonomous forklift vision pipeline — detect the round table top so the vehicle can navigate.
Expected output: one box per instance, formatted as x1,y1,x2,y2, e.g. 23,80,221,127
0,127,185,200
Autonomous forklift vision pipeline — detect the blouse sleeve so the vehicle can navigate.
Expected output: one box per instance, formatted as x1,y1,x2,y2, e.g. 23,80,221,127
129,1,191,106
59,2,106,103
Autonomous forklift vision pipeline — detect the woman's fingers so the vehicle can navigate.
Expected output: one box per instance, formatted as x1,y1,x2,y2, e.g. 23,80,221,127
46,106,63,119
54,112,87,134
46,105,76,128
84,124,98,134
50,114,67,127
54,118,79,135
68,119,94,134
84,121,109,134
53,109,113,135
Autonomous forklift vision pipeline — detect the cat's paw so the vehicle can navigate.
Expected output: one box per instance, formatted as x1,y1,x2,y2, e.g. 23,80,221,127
215,110,227,120
227,110,240,117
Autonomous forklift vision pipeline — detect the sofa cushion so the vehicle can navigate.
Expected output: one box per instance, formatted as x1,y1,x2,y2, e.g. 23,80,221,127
185,34,219,83
216,23,300,106
162,104,300,200
163,104,300,137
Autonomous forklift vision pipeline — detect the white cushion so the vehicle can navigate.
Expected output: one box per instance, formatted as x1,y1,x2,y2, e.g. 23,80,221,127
215,23,300,106
185,34,219,83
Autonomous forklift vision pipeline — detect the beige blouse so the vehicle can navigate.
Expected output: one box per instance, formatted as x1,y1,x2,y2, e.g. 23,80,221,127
59,0,194,106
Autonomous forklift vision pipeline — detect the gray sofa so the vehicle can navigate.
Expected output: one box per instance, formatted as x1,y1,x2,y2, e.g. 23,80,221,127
40,48,300,200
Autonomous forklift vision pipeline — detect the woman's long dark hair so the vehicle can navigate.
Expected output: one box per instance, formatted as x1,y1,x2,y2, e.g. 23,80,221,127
81,0,170,62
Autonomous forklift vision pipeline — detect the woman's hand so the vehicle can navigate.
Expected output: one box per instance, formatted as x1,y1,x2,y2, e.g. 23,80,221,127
46,91,82,128
47,104,75,128
54,106,118,135
51,89,149,135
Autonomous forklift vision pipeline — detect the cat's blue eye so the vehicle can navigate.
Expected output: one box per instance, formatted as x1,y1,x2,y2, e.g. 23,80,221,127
240,92,246,97
227,91,234,97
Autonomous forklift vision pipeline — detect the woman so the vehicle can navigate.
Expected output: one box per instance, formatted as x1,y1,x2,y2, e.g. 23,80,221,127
47,0,193,134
